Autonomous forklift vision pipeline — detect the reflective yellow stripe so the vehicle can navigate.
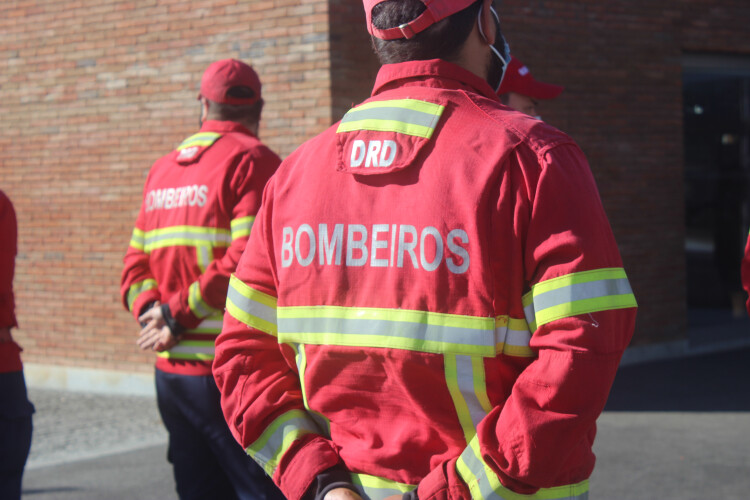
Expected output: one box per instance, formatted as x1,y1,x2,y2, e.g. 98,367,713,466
231,216,255,240
247,409,322,477
177,132,221,150
296,343,331,438
525,268,636,330
187,316,223,334
350,473,416,499
225,275,278,336
188,281,221,319
129,228,146,251
495,316,534,357
126,278,157,311
156,340,215,361
456,434,590,499
142,225,232,252
336,98,445,139
278,306,496,357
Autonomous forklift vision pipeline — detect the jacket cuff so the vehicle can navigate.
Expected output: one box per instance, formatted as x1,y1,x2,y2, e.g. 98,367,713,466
132,290,160,323
302,464,357,500
277,436,343,500
160,303,186,336
166,294,201,330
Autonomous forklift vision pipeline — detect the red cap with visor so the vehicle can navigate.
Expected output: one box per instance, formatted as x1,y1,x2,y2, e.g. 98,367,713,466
199,59,261,105
497,56,563,100
363,0,478,40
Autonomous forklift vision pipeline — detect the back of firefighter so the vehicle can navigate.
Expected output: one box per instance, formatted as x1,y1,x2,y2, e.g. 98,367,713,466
120,59,284,500
213,2,638,500
0,190,35,500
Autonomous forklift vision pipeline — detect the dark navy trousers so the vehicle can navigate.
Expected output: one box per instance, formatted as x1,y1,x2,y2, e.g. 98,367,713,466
155,368,285,500
0,370,34,500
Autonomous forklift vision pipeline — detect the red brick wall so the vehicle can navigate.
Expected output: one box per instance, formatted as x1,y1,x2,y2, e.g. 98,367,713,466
499,0,750,345
0,0,332,372
3,0,750,373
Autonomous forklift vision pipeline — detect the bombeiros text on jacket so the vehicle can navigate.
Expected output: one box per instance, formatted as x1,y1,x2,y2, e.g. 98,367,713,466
281,223,470,273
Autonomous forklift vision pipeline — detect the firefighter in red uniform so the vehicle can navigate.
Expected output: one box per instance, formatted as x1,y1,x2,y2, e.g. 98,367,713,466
121,59,284,500
742,232,750,316
0,190,34,500
497,56,564,118
213,2,637,500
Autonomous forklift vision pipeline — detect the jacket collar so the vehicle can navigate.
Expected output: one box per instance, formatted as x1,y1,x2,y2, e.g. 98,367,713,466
199,120,255,137
372,59,499,101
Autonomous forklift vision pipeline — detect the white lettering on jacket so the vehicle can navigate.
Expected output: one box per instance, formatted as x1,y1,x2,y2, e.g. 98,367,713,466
281,223,470,274
145,185,209,212
350,140,398,168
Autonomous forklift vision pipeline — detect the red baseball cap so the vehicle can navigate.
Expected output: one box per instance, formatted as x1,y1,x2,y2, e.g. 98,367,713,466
199,59,261,105
363,0,478,40
497,56,564,100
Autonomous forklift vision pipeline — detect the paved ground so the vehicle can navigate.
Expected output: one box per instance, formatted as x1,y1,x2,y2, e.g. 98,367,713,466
19,347,750,499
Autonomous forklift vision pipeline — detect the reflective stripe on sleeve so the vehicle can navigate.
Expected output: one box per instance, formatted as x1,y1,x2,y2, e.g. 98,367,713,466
129,228,146,251
177,132,221,150
524,268,637,330
231,216,255,240
142,226,232,252
225,275,278,336
456,434,590,499
246,409,322,477
126,278,157,311
336,99,445,139
188,281,222,319
349,473,416,499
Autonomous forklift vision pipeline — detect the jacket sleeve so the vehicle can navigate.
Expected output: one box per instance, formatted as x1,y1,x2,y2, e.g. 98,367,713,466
167,147,281,329
416,143,637,499
121,194,161,322
213,180,344,500
742,231,750,316
0,193,18,329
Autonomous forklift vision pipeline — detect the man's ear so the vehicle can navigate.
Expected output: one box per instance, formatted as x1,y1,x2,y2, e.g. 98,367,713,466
200,97,210,122
477,0,496,45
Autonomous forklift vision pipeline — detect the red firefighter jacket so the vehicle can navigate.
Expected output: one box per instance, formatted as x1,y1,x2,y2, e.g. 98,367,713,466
1,190,23,374
121,120,280,376
213,60,637,500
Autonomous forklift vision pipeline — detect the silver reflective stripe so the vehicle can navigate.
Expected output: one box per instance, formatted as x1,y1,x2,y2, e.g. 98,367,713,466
455,355,489,430
459,444,501,500
340,106,440,130
278,316,494,350
494,322,532,348
144,230,232,246
533,278,633,312
350,473,416,500
226,285,277,325
523,300,536,331
458,444,590,500
165,344,214,355
249,411,322,476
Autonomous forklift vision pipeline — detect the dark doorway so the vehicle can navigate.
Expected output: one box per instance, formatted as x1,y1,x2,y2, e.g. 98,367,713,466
683,54,750,338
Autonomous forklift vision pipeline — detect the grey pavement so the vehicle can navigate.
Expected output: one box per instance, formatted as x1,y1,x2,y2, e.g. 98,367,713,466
20,347,750,500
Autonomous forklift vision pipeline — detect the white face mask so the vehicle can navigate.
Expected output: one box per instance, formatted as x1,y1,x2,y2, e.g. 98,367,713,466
477,5,511,92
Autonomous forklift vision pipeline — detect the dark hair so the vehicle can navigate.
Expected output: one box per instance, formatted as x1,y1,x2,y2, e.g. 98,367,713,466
209,86,263,124
370,0,482,64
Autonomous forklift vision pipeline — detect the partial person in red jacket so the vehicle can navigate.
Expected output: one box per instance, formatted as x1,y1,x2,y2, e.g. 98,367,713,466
213,1,637,500
741,231,750,316
497,56,564,119
0,190,35,500
121,59,284,500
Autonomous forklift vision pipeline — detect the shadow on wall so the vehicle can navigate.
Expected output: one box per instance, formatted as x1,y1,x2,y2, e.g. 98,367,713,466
605,347,750,412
